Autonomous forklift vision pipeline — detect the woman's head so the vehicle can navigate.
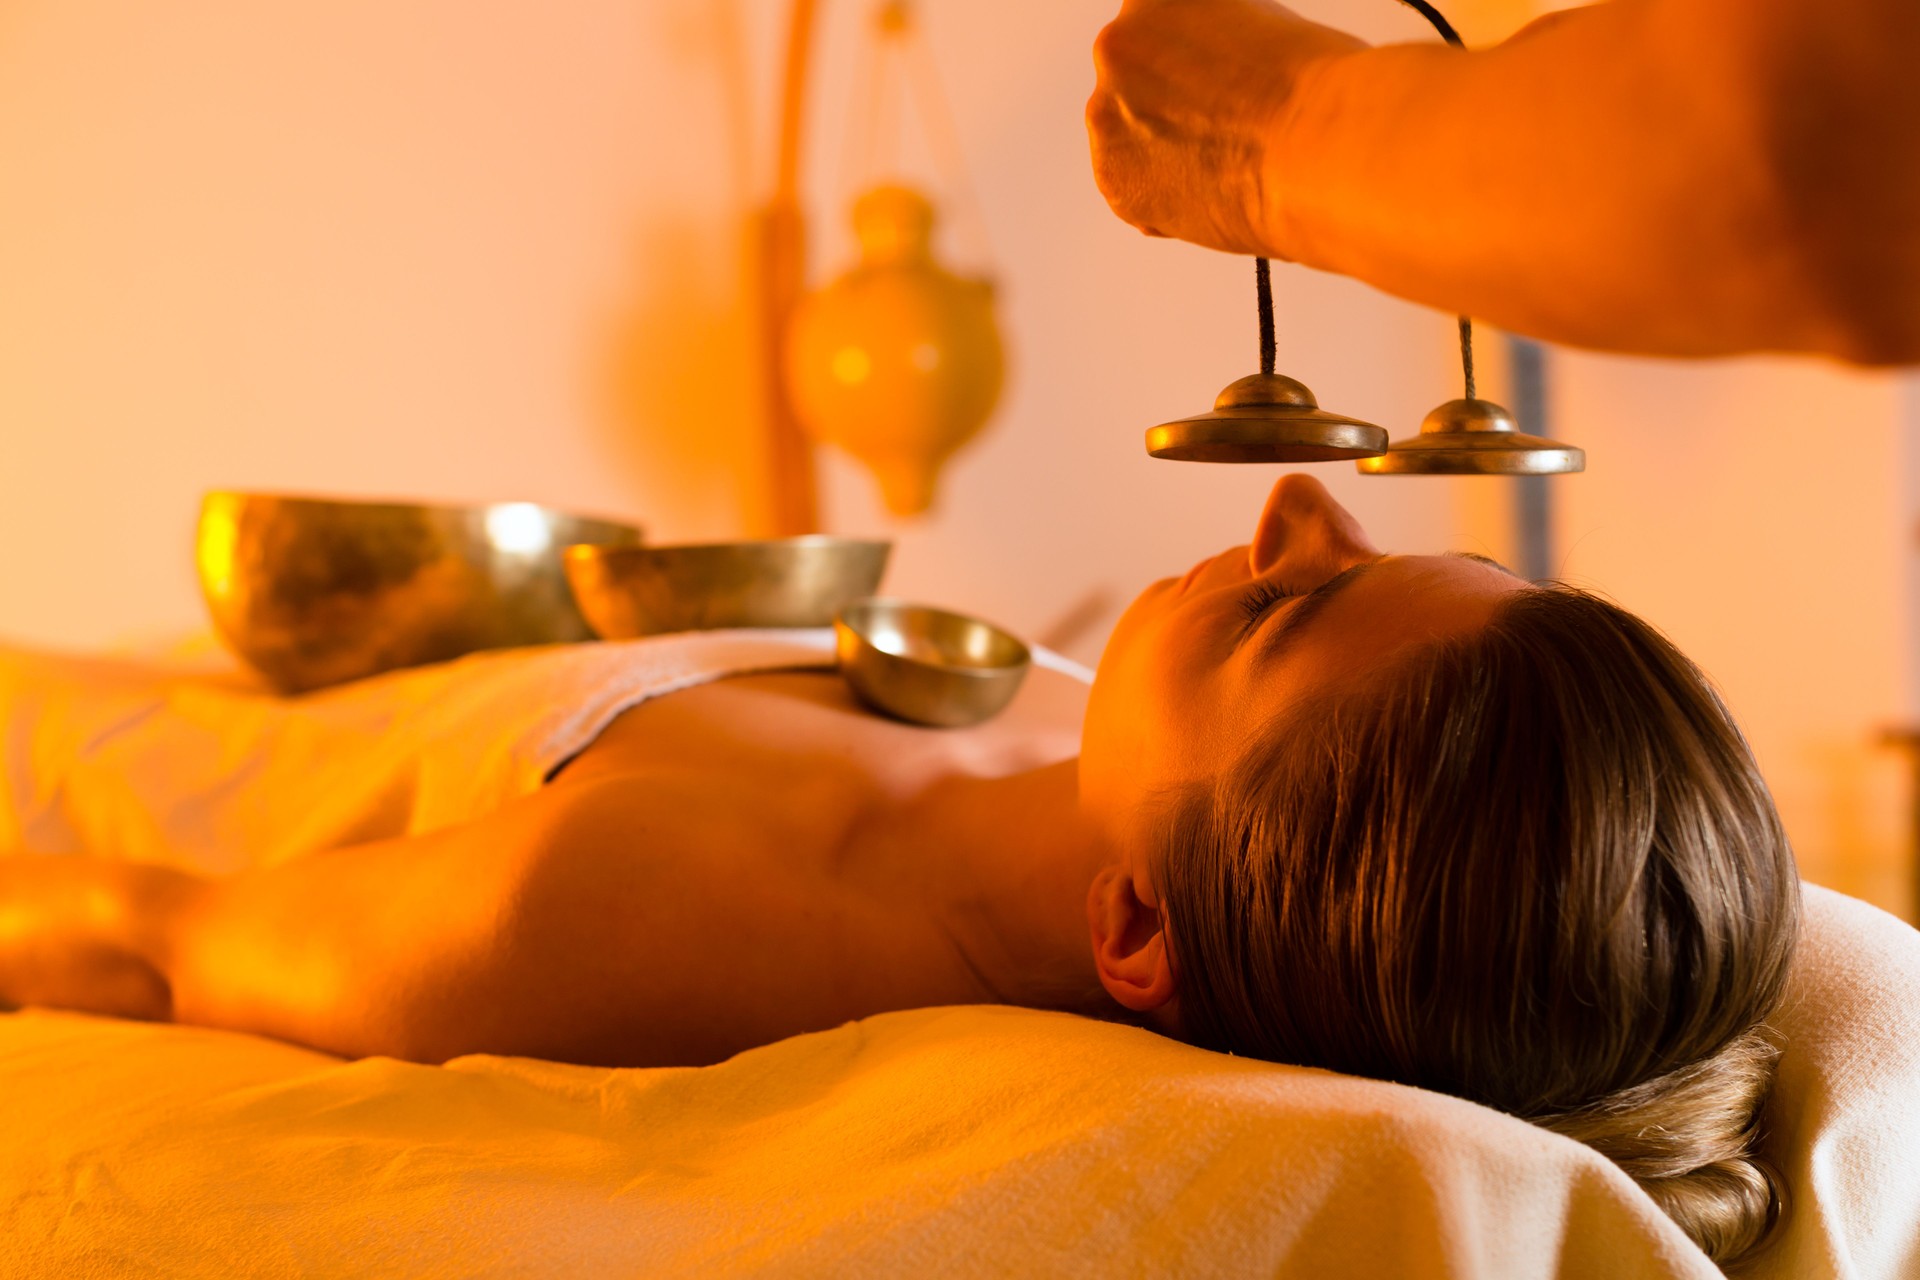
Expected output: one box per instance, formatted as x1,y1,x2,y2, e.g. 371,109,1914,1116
1079,473,1528,852
1080,475,1799,1265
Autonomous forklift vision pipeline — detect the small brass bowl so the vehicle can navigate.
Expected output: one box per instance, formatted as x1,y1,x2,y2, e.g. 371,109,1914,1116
197,491,642,694
564,537,892,638
834,599,1031,728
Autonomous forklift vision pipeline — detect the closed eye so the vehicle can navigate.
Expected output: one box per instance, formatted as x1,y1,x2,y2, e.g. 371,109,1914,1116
1238,578,1295,633
1242,559,1383,661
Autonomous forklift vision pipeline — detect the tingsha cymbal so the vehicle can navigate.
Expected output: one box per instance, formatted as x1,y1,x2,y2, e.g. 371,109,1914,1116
1146,372,1388,463
1356,397,1585,476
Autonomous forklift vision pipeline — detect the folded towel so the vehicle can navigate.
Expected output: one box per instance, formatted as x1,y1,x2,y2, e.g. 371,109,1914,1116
0,634,1090,874
0,632,841,871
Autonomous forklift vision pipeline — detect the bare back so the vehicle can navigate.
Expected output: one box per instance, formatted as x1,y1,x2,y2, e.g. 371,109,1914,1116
516,667,1091,1062
33,664,1096,1068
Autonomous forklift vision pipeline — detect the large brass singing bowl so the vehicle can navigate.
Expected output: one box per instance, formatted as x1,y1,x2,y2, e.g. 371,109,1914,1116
197,492,643,694
835,599,1030,728
564,537,893,638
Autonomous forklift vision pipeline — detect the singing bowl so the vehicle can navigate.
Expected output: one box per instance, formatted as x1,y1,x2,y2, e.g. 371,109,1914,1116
564,537,893,638
834,599,1030,728
197,492,643,694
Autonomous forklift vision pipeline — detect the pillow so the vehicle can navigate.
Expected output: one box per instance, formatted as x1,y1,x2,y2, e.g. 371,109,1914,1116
1750,883,1920,1279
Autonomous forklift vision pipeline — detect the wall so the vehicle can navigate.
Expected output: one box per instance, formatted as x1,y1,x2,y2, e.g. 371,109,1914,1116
1551,354,1911,915
0,0,1911,914
0,0,1467,663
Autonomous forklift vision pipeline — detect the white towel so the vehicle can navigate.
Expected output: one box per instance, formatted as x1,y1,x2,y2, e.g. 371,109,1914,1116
0,633,1092,874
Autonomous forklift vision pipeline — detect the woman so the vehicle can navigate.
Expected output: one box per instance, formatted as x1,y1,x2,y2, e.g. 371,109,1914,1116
0,475,1798,1265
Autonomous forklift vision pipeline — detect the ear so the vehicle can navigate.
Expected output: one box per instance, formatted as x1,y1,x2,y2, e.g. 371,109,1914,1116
1085,863,1179,1014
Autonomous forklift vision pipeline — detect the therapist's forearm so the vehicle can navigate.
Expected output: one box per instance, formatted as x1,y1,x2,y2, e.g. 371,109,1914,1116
1264,0,1901,361
1091,0,1920,364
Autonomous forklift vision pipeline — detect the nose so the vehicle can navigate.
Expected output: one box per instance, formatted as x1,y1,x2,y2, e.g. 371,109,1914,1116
1248,475,1380,576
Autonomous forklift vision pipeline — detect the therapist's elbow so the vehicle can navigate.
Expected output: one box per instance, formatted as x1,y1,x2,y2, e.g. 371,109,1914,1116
1803,274,1920,367
1737,57,1920,363
1709,159,1920,365
1764,205,1920,367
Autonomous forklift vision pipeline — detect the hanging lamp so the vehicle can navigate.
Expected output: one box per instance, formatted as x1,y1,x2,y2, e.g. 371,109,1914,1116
787,182,1003,515
783,0,1006,517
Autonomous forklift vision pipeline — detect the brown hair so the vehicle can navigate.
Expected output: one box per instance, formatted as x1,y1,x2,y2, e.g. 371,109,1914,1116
1157,586,1799,1265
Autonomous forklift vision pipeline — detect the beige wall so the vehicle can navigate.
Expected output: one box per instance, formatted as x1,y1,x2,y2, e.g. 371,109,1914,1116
0,0,1912,913
0,0,1466,663
1550,354,1913,915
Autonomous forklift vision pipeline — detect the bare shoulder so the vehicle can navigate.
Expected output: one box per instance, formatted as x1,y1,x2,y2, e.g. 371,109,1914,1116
566,664,1087,796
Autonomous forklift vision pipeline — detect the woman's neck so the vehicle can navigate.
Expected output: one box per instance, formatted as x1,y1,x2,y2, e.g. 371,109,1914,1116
868,758,1123,1017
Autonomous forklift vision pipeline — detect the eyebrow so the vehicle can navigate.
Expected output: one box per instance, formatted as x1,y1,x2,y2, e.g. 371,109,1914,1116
1249,559,1381,666
1248,550,1524,666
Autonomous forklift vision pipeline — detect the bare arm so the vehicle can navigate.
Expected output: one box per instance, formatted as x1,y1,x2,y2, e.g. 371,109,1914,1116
1088,0,1920,363
0,805,547,1058
0,776,751,1067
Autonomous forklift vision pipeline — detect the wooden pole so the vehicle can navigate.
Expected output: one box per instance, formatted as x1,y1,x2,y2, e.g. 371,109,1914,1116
1881,727,1920,923
757,0,823,535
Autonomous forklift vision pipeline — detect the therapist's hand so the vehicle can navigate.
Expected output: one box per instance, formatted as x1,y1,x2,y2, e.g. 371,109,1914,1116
1087,0,1364,256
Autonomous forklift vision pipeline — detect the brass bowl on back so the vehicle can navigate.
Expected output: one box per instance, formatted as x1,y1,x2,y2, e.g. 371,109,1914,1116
197,491,642,694
834,598,1031,728
564,537,893,638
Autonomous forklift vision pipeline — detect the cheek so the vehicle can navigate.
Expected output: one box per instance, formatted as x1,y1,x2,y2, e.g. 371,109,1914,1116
1088,591,1174,734
1082,593,1207,821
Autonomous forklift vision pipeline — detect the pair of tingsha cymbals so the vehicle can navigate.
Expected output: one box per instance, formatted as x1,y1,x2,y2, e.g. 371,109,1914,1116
1145,372,1585,475
1146,0,1585,476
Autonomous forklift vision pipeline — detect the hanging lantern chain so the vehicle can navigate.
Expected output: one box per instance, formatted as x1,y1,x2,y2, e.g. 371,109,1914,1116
902,17,996,270
837,1,996,273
